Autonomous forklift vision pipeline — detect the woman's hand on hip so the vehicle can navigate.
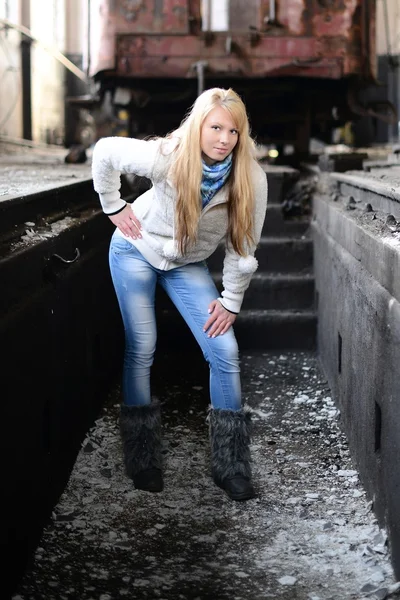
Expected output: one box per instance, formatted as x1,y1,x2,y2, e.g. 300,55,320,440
108,204,142,239
203,300,236,338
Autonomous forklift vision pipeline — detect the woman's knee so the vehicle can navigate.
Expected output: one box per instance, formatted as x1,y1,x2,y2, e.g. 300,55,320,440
207,331,240,369
125,339,156,362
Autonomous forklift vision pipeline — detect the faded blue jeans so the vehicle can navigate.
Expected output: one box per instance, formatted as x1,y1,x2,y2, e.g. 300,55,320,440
109,233,241,410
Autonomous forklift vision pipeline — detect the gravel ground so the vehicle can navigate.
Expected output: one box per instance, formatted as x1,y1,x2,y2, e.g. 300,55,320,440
11,350,400,600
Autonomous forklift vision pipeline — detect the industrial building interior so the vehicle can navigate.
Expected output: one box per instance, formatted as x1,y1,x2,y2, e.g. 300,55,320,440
2,2,400,600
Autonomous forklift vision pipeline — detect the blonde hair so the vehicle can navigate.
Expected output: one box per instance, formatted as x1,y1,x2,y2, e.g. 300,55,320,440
166,87,256,256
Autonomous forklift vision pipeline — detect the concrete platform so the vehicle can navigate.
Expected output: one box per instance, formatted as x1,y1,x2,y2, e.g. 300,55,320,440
12,351,399,600
330,170,400,219
0,140,91,201
312,166,400,585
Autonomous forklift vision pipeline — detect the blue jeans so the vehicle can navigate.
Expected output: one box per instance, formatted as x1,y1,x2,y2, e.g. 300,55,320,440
109,233,241,410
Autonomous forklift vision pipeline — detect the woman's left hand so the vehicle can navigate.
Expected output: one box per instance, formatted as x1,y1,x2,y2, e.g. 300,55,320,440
203,300,237,338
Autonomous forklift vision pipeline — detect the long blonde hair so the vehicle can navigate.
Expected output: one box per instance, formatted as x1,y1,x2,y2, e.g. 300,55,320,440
167,87,256,256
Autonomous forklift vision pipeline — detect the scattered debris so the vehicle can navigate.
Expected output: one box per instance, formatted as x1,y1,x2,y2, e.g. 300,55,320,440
12,351,400,600
64,144,87,164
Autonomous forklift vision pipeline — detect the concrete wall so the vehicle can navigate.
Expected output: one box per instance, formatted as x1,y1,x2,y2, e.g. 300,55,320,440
0,0,23,137
30,0,66,144
64,0,91,147
376,0,400,56
312,176,400,577
1,178,124,597
0,0,88,144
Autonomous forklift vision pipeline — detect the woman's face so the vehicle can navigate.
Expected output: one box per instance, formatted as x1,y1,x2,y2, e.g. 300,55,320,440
200,106,239,165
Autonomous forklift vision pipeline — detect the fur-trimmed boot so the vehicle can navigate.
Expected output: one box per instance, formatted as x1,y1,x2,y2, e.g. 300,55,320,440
119,401,164,492
209,407,255,501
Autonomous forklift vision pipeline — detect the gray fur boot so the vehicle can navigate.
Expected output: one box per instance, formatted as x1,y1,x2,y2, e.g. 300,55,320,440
208,407,255,501
119,401,164,492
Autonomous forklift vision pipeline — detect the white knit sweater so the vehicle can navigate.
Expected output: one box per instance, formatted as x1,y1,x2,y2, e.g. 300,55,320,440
92,136,268,313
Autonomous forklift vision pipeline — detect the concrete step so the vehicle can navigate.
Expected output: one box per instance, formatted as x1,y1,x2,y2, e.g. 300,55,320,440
318,152,368,173
261,164,300,202
224,272,315,310
235,309,317,349
156,273,315,311
207,236,313,274
262,203,310,236
156,308,317,351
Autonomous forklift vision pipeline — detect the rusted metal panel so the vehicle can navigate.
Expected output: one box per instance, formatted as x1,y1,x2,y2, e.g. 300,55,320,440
117,54,342,78
368,0,377,78
229,0,259,31
89,0,118,76
275,0,307,35
117,34,344,78
116,0,190,33
117,34,319,58
311,0,359,37
89,0,191,76
91,0,375,81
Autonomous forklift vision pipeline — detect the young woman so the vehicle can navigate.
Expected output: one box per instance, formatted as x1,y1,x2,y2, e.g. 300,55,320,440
92,87,268,501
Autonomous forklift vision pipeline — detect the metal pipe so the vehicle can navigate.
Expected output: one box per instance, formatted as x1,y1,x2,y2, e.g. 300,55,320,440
383,0,392,57
20,33,32,140
193,60,208,96
87,0,91,77
206,0,211,31
19,2,32,141
269,0,276,23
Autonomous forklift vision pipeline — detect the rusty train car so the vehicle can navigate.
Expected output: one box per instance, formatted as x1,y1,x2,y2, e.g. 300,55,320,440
87,0,390,152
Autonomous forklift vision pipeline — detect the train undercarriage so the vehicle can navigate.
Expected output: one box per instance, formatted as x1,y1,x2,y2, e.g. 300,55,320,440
77,73,395,159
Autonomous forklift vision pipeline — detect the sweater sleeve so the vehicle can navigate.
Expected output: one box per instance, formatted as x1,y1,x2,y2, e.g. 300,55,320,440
218,167,268,314
91,136,162,214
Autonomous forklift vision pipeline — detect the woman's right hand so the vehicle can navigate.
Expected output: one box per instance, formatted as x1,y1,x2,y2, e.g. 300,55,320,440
108,204,142,239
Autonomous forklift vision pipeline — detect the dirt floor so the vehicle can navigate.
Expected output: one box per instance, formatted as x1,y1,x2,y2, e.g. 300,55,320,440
11,350,400,600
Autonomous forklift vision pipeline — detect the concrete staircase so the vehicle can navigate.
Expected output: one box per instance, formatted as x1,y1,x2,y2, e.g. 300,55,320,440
157,165,317,351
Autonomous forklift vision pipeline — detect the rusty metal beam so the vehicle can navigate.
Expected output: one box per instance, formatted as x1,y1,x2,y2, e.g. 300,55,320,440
115,33,347,79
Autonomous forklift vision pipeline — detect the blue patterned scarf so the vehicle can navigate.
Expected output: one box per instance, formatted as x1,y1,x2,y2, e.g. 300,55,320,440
200,153,232,208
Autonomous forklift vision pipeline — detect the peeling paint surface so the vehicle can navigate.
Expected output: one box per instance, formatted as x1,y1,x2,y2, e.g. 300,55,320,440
277,0,306,35
119,0,146,21
13,351,400,600
90,0,373,79
312,0,359,38
115,0,189,33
